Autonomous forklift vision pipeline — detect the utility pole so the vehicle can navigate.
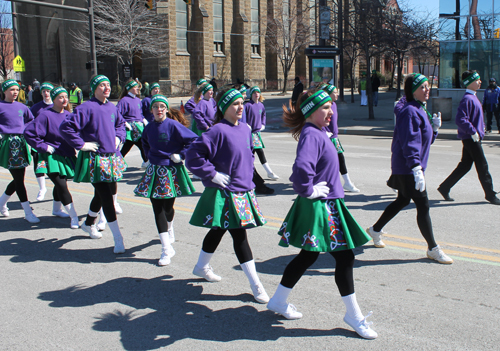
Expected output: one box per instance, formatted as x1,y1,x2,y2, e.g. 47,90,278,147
319,0,326,46
338,0,344,102
88,0,97,75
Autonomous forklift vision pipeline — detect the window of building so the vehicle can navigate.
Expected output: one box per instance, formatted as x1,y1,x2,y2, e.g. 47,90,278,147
251,0,260,56
309,0,316,45
214,0,224,53
176,0,188,53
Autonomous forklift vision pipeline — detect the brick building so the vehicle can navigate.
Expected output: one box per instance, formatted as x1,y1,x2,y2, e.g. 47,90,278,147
13,0,316,96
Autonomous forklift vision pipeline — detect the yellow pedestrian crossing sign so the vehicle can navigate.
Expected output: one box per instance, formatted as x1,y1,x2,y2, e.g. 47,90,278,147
13,55,25,72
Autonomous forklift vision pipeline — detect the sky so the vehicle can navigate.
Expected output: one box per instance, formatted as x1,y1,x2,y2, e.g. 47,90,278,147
404,0,439,19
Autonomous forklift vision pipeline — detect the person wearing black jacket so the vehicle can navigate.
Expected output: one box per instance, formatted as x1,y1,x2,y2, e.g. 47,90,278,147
371,70,381,107
291,77,304,107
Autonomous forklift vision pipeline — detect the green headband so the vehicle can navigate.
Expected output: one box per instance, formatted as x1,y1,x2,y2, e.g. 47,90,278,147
196,78,207,87
90,75,110,96
2,79,19,92
41,82,54,91
150,94,169,110
240,86,247,93
50,87,68,100
150,82,160,91
412,74,428,93
462,72,480,87
201,84,213,95
125,80,138,91
249,86,261,97
324,84,336,95
300,90,332,119
217,89,244,115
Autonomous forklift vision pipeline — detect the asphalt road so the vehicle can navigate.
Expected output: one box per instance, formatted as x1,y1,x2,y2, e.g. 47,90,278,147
1,132,499,350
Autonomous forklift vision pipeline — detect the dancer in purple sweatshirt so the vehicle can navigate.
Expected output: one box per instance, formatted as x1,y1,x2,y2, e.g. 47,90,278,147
134,95,198,266
0,79,39,223
191,82,216,136
438,70,500,205
60,75,127,254
186,87,269,304
266,89,376,340
141,82,161,123
24,86,80,229
366,73,453,264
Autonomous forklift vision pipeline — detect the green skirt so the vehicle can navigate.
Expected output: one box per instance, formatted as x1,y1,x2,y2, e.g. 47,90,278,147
252,132,265,150
35,153,77,178
190,187,266,229
126,121,145,142
278,196,370,252
134,163,195,199
0,134,32,169
73,151,127,183
330,137,344,154
191,122,206,137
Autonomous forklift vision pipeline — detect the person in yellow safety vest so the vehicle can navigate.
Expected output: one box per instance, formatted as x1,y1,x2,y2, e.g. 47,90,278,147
69,82,83,108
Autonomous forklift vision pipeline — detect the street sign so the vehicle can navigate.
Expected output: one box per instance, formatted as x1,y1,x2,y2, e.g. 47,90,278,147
13,55,25,72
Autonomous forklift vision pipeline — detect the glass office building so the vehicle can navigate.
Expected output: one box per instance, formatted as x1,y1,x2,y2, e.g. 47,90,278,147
439,0,500,89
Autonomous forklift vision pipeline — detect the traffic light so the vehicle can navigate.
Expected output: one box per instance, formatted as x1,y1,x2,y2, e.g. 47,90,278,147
494,28,500,39
145,0,154,10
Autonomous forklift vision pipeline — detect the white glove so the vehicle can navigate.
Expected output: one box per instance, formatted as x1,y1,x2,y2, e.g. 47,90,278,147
471,132,480,142
80,142,99,152
46,145,55,154
325,131,333,138
432,112,441,132
0,133,4,140
115,137,121,149
170,153,182,163
212,172,231,188
142,118,149,126
125,122,132,130
412,165,425,192
260,125,266,131
307,181,329,199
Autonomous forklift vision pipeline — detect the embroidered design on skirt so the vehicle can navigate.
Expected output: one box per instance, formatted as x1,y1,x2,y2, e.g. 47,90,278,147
325,200,347,250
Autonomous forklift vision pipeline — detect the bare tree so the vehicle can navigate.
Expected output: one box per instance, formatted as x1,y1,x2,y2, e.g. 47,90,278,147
0,2,14,80
71,0,167,83
343,37,362,103
266,2,312,94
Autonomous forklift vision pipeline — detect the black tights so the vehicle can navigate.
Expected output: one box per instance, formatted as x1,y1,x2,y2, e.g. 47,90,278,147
5,168,28,202
150,198,175,233
47,173,72,205
254,148,267,164
280,249,355,297
338,153,348,175
201,228,253,264
121,139,147,162
85,182,117,225
373,192,437,249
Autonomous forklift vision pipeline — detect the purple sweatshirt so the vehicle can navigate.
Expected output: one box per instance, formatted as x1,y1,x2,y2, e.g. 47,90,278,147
244,100,267,133
141,96,154,123
290,122,344,199
456,92,485,140
391,100,436,174
59,97,126,153
192,98,216,131
24,108,76,157
117,95,144,123
323,102,339,137
142,118,198,166
186,119,255,192
184,96,196,115
0,100,34,134
394,96,407,117
30,100,53,118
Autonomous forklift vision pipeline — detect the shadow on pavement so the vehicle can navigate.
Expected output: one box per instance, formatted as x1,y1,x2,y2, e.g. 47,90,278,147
38,276,356,349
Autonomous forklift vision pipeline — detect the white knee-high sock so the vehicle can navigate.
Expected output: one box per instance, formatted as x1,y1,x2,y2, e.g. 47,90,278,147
240,260,262,286
63,203,78,219
167,220,175,243
53,200,63,213
196,250,213,269
342,173,354,186
37,176,46,190
112,194,118,205
342,293,364,320
108,220,125,253
21,201,34,216
270,284,293,305
159,232,172,252
97,209,107,226
262,163,273,174
0,192,11,208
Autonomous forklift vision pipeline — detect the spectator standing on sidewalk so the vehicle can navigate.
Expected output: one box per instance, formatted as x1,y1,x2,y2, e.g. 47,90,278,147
482,78,500,133
291,77,304,107
438,70,500,205
371,70,380,107
359,72,367,106
366,73,454,264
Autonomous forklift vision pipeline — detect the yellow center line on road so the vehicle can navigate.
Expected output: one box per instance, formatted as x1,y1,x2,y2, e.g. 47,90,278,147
2,174,499,264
